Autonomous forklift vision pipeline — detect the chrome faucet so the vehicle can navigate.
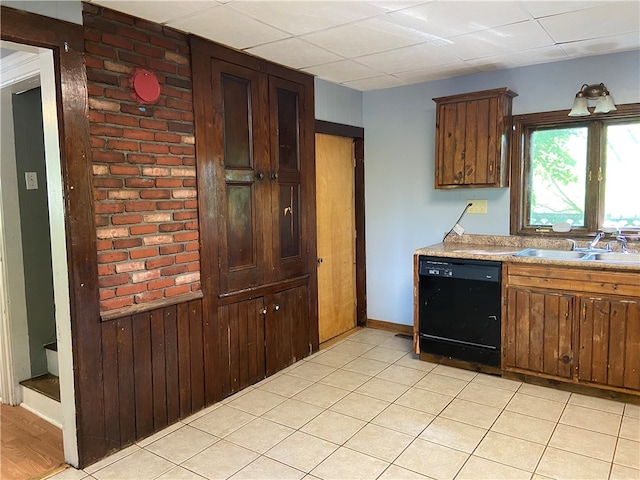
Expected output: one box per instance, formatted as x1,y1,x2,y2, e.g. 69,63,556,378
589,231,605,250
607,235,629,253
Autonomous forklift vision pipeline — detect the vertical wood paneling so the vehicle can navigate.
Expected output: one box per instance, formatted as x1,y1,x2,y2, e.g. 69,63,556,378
218,305,231,398
101,322,120,451
505,289,517,368
465,100,478,183
116,317,135,446
515,290,530,369
623,302,640,389
591,299,610,384
607,301,626,387
579,299,594,382
150,310,167,431
163,306,180,425
557,296,573,379
529,292,544,372
132,313,153,439
189,300,205,413
543,294,560,376
486,97,498,184
176,303,192,418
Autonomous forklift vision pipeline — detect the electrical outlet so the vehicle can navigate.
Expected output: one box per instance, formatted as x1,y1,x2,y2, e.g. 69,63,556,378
467,199,487,214
25,172,38,190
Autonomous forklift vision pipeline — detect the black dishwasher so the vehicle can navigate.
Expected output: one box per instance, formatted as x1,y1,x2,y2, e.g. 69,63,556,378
418,256,501,368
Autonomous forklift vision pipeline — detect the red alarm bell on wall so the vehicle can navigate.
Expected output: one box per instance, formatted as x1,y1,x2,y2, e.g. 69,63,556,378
130,68,161,104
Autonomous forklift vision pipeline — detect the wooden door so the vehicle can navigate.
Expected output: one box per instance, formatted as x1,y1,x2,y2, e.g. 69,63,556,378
212,59,270,294
265,286,309,376
505,288,574,378
579,297,640,389
315,133,356,343
218,298,266,397
269,76,308,283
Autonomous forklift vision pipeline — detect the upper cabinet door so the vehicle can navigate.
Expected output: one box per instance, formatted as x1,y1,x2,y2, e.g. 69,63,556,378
213,60,271,294
434,88,517,189
269,76,308,282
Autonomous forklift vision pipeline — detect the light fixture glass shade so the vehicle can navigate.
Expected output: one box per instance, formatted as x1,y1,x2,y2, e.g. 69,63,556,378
568,95,590,117
594,94,617,113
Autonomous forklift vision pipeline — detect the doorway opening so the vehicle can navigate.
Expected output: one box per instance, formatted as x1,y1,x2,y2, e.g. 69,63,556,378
0,40,78,466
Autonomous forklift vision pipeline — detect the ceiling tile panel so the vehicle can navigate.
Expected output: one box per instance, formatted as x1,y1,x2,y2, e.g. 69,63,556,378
343,75,407,91
93,0,219,24
538,2,640,44
227,1,387,35
466,45,569,71
389,1,531,39
301,17,432,58
167,5,290,50
521,1,609,18
246,38,343,69
305,60,382,83
560,32,640,58
394,61,482,83
355,42,458,73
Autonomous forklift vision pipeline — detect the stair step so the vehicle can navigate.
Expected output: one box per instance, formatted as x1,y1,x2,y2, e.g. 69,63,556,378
20,374,60,402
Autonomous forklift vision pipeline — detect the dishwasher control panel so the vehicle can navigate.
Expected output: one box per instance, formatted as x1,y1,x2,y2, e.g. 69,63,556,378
419,259,453,277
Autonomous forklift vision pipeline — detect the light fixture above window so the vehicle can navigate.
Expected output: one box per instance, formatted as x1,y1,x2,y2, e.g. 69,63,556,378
568,83,617,117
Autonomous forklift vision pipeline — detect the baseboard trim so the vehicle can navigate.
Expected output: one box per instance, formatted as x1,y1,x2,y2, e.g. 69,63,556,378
366,318,412,336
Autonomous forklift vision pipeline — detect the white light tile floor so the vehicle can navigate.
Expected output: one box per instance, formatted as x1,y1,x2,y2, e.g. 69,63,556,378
51,328,640,480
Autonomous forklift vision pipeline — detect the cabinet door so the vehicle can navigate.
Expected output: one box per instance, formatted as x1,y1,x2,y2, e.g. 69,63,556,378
269,76,308,282
212,60,271,294
505,288,574,378
436,102,466,186
265,285,310,376
579,297,640,389
218,298,266,397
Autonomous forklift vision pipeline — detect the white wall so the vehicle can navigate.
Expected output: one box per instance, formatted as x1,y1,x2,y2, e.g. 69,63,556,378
363,50,640,326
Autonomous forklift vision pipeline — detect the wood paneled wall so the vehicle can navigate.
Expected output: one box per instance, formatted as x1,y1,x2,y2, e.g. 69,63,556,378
100,297,206,453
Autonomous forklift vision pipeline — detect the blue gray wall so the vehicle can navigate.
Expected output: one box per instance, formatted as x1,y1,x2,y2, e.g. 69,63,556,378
362,50,640,326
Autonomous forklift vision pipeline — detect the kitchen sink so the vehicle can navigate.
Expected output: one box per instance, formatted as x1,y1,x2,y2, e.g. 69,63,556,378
515,248,589,260
586,252,640,263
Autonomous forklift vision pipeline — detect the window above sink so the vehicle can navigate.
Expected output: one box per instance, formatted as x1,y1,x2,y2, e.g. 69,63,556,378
510,103,640,238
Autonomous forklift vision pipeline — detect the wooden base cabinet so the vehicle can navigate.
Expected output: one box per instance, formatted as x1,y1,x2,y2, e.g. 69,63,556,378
503,264,640,396
505,288,574,379
578,297,640,390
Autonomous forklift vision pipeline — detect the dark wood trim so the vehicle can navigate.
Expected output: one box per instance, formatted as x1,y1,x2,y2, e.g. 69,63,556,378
316,120,364,139
366,318,413,336
315,121,367,327
100,291,204,322
1,6,102,467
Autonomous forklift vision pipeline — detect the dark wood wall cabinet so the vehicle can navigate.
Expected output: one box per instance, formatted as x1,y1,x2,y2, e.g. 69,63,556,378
504,264,640,395
191,36,318,402
433,88,517,189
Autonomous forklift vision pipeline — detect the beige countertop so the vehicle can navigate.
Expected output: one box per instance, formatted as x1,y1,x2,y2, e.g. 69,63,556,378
415,235,640,272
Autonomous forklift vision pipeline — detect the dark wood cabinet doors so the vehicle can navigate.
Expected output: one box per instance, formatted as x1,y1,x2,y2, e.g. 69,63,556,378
192,36,317,401
210,60,309,294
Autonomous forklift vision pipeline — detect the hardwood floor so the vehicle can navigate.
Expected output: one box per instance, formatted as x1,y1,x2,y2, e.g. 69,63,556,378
1,404,64,480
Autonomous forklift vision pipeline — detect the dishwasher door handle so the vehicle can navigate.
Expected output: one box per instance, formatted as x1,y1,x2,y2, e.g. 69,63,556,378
419,333,498,351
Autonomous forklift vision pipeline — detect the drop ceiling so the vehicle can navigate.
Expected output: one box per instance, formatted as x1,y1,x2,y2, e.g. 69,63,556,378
90,1,640,91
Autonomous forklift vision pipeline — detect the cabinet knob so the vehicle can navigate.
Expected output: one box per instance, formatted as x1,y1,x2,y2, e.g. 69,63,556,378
317,258,323,264
256,172,265,180
562,355,571,364
274,304,280,311
270,172,278,180
260,308,267,315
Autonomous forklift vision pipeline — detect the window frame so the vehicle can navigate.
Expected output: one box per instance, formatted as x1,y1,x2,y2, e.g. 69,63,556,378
510,103,640,236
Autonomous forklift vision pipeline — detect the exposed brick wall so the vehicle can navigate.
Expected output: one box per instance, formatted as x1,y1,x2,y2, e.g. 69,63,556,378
83,4,200,311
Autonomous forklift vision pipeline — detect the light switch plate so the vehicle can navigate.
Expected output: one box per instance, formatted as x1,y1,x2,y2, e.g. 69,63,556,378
25,172,38,190
467,199,487,214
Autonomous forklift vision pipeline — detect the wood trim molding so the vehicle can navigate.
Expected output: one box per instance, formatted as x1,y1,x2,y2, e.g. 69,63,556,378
1,5,101,467
315,120,367,327
100,291,204,322
366,318,413,336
